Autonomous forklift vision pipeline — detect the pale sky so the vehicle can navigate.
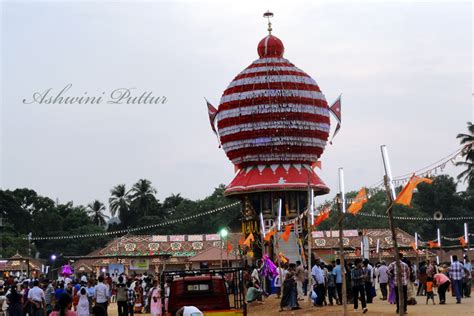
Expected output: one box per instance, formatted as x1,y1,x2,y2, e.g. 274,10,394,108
1,1,472,213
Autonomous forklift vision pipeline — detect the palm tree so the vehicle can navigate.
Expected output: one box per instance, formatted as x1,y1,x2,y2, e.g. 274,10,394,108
86,200,109,226
109,184,130,219
129,179,157,216
456,122,474,186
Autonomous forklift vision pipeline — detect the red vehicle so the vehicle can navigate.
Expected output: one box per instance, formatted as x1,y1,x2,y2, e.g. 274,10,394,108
162,268,246,316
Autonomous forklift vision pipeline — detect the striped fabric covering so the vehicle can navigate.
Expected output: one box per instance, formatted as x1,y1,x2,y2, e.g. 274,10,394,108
216,35,330,167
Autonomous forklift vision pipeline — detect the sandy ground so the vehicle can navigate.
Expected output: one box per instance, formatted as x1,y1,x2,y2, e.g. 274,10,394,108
107,294,473,316
247,294,474,316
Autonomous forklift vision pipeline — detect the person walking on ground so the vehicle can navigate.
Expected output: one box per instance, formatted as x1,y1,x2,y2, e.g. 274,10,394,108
425,277,435,305
116,276,128,316
50,293,77,316
378,261,388,300
77,286,90,316
351,259,368,314
387,253,410,315
6,285,23,316
448,255,465,304
94,276,110,316
311,259,325,307
433,271,450,304
463,256,472,298
332,259,343,305
362,259,373,304
28,280,45,316
295,261,305,300
148,280,162,316
126,280,136,316
326,265,339,305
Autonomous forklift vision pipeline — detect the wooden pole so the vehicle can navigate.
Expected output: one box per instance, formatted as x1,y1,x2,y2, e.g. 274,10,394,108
383,176,405,316
336,193,348,315
380,145,405,316
307,190,313,299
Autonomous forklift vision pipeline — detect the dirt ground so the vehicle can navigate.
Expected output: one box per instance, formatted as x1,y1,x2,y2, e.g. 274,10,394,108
107,293,473,316
247,294,474,316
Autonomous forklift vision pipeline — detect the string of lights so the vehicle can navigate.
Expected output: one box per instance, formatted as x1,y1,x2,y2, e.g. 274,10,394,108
26,202,240,241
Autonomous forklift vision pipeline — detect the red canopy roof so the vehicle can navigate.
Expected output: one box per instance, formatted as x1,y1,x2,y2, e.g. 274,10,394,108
225,164,329,196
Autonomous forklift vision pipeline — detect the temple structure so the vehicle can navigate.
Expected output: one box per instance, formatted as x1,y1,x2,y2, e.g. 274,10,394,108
210,12,332,261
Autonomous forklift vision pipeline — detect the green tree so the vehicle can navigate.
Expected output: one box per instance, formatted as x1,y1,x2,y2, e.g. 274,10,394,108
86,200,109,226
456,121,474,187
109,184,130,219
129,179,158,217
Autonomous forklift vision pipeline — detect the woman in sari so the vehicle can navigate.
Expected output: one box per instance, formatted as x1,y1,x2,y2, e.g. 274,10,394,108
148,280,162,316
279,272,300,311
134,283,143,313
388,276,396,304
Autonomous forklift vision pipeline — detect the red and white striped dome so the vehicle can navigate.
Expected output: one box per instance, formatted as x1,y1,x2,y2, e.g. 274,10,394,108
217,34,330,168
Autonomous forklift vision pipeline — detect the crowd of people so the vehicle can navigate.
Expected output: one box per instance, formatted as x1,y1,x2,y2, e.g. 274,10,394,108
245,254,473,314
0,272,170,316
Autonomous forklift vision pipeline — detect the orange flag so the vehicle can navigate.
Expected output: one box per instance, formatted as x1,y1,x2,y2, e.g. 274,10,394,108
280,224,294,243
279,252,289,264
459,236,467,247
226,241,233,253
313,211,330,227
427,240,439,248
264,229,276,242
348,188,368,215
238,236,245,246
243,232,254,247
395,174,433,206
410,242,417,251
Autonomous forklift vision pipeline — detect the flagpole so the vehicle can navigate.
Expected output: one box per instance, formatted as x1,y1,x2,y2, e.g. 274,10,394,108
381,145,405,316
276,199,283,298
337,168,348,315
307,184,313,300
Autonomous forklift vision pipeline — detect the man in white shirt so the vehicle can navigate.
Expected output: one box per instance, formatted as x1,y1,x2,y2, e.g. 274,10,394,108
27,280,45,316
311,259,325,306
377,261,389,300
94,275,110,315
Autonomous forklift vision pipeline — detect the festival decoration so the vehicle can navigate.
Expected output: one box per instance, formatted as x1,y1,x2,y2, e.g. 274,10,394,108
264,229,276,242
262,254,278,278
459,236,467,247
280,224,294,242
226,241,234,253
313,208,330,227
347,188,368,214
61,265,73,277
205,98,218,136
243,232,255,247
427,240,439,248
395,174,433,206
329,95,342,144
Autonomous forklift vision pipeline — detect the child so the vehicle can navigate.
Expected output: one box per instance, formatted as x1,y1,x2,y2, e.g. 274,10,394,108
425,277,435,305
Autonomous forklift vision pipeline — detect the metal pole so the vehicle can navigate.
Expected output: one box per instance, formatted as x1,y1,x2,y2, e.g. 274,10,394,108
337,193,348,315
307,188,313,298
381,145,405,316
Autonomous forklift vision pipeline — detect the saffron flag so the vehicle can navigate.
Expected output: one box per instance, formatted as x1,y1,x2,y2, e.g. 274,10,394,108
329,95,342,144
279,252,289,264
238,236,245,246
347,188,368,215
459,236,467,247
226,241,233,253
205,98,218,135
311,161,322,170
280,224,294,243
264,229,276,242
395,174,433,206
243,232,254,247
427,240,439,248
410,242,417,251
313,210,330,227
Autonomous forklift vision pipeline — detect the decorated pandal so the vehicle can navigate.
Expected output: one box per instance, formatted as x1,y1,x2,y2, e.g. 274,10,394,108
209,12,333,259
71,234,241,276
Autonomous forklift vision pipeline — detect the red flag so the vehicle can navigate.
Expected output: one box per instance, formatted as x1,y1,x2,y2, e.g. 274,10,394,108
329,95,342,144
459,236,467,247
313,211,330,227
226,241,233,253
264,229,276,242
280,224,294,243
205,98,218,135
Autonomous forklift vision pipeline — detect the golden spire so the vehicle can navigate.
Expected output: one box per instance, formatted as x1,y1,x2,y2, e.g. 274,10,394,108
263,10,274,35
